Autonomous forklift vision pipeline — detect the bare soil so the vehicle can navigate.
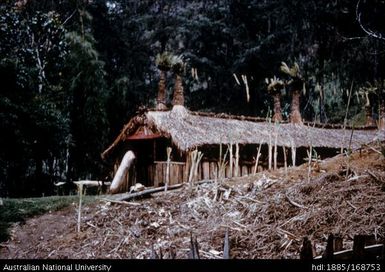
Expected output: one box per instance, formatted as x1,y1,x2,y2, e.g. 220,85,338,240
1,143,384,259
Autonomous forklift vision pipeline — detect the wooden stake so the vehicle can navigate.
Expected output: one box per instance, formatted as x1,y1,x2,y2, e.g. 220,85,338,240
283,146,287,176
307,145,313,182
253,141,263,174
273,125,279,170
353,235,366,260
300,237,313,260
228,144,233,177
223,229,230,259
234,144,239,177
268,133,272,170
323,234,334,260
291,140,296,167
165,147,172,192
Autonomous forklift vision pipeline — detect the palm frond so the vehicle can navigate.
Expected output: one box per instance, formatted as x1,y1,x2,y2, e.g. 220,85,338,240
266,76,284,93
171,55,185,75
280,61,301,78
156,52,173,71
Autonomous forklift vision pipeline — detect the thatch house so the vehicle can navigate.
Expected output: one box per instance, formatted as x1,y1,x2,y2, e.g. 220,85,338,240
101,105,383,192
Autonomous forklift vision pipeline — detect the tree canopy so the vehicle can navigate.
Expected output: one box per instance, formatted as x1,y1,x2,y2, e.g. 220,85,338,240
1,0,384,197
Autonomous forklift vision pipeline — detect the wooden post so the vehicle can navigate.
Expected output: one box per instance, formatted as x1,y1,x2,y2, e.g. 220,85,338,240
323,234,334,260
77,183,83,233
273,125,279,170
234,144,240,177
334,236,343,252
188,234,200,259
353,235,366,260
268,133,272,170
283,146,287,176
223,229,230,259
291,141,296,167
228,144,233,177
165,147,171,191
253,141,262,174
307,145,313,182
300,237,313,260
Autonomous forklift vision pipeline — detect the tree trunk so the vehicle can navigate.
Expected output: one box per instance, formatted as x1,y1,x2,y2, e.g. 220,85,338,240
110,151,136,194
272,93,282,122
365,105,375,126
156,70,168,110
172,74,184,106
290,90,302,124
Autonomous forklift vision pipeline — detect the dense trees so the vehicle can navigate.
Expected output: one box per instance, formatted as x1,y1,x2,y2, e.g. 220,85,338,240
1,0,384,197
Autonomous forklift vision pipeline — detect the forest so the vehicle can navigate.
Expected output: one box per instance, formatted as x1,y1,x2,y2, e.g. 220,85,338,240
1,0,385,197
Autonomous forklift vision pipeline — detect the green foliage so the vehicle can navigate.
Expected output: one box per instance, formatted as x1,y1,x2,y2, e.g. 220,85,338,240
0,0,385,197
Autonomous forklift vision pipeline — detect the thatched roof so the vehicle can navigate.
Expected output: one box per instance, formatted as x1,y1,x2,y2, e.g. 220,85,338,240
102,106,384,158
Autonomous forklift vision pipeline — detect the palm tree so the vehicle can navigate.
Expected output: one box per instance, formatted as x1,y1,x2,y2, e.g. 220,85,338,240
155,52,173,110
280,62,303,125
266,76,284,122
171,55,185,106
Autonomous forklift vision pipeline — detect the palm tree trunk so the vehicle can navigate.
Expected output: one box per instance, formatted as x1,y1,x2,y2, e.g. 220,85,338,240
156,70,167,110
290,90,302,124
272,93,282,122
172,74,184,106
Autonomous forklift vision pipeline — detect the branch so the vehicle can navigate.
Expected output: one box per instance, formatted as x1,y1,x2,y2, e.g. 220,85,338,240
356,0,385,41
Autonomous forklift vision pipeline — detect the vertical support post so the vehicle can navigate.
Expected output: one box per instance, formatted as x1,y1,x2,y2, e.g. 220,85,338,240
323,234,334,260
165,147,172,192
353,235,366,260
223,229,230,259
300,237,313,260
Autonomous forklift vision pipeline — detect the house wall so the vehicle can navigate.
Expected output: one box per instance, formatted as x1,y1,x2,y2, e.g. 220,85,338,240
113,140,341,192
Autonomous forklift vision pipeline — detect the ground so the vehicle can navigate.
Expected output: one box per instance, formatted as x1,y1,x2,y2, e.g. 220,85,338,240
1,142,384,259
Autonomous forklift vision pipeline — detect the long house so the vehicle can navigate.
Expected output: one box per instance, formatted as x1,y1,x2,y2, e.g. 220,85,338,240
101,105,384,193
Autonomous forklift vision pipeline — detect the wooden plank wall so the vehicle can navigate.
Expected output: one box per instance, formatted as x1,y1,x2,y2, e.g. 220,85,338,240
153,161,186,186
152,160,258,186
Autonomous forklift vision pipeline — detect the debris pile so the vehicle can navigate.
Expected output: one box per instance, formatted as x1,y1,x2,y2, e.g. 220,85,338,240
1,143,385,259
